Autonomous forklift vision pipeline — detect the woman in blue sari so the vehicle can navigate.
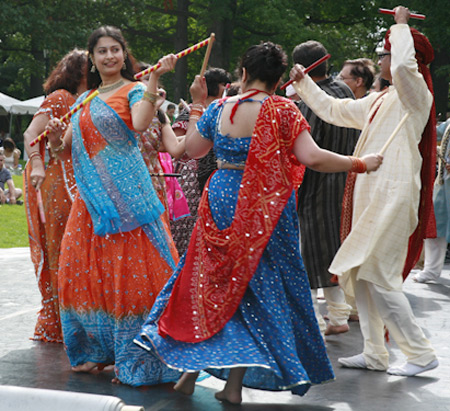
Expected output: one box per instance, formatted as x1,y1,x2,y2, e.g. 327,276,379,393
136,42,383,403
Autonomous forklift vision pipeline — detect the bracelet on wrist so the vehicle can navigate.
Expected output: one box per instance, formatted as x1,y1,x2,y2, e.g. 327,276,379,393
190,107,204,117
48,139,66,155
348,156,367,173
142,91,159,105
28,152,41,161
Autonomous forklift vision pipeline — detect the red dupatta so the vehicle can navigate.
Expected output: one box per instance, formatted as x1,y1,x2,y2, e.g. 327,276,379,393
157,95,308,343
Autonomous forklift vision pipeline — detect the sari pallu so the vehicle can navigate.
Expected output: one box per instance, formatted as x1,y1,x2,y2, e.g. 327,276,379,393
158,96,307,342
59,87,180,385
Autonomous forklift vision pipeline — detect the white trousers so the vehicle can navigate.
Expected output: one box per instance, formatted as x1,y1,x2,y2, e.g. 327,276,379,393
311,286,351,334
355,279,436,370
422,237,447,278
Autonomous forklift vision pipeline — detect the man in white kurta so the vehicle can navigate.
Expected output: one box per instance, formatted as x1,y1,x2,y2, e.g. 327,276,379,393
291,7,438,376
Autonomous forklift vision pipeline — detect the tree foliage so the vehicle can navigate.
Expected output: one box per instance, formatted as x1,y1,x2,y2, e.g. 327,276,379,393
1,0,448,117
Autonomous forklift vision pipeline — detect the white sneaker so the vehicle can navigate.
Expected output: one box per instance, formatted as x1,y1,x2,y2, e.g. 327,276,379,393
387,359,439,376
413,271,440,283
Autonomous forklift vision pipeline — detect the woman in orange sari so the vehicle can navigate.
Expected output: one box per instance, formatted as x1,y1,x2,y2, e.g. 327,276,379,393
45,26,180,386
23,49,87,342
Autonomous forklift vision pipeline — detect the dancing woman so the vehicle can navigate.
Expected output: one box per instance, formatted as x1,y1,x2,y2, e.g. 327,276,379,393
45,26,180,385
23,49,87,342
136,42,382,403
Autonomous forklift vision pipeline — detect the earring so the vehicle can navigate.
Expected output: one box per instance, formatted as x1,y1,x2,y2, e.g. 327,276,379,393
122,51,128,70
89,55,96,73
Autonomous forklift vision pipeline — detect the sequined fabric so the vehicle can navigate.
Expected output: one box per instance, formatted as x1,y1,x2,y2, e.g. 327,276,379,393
139,116,169,221
24,89,77,343
137,97,334,395
171,111,201,256
58,84,180,386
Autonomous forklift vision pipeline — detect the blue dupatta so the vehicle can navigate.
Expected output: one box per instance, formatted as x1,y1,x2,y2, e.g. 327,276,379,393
71,88,165,237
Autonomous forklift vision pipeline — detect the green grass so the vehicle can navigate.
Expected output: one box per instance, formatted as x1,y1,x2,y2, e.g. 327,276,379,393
0,173,29,248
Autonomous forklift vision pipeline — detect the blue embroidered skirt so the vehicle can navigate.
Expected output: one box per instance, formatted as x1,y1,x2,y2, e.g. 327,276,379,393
136,170,335,395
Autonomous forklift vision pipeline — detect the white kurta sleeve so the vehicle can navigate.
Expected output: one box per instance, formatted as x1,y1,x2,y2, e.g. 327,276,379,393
292,74,378,131
389,24,432,115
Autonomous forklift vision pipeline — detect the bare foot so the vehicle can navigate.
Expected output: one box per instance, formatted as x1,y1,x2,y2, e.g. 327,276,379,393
349,314,359,322
214,389,242,405
97,363,115,372
325,323,349,335
72,361,98,373
174,372,199,395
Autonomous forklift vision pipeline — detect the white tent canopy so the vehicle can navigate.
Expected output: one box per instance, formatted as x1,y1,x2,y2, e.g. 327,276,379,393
10,96,44,115
0,92,21,116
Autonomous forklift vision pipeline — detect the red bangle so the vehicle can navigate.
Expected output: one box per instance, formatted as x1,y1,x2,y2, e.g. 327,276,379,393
348,156,367,173
190,108,203,117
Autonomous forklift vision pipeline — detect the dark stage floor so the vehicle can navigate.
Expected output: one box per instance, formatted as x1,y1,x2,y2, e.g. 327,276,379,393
1,248,449,410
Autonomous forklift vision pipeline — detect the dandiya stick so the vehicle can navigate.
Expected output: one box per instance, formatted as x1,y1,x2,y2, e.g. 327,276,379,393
180,98,190,111
280,54,331,90
222,83,230,98
379,8,425,20
150,173,182,177
36,190,46,224
30,90,99,147
135,36,212,80
199,33,215,76
378,113,410,155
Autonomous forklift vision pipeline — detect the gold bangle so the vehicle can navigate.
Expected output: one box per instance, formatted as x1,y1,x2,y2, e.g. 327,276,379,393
142,91,159,104
48,139,65,154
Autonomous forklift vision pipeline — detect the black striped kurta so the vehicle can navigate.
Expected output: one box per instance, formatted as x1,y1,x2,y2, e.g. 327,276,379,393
297,78,360,289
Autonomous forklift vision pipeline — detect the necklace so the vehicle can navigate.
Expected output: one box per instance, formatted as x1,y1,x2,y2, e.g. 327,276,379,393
98,79,125,94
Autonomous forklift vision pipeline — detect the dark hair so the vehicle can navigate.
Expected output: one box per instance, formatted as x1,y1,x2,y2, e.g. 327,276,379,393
374,74,391,91
226,82,240,96
2,137,16,151
292,41,328,77
87,26,138,89
204,67,231,97
343,58,376,91
167,103,176,111
239,42,287,89
43,49,88,95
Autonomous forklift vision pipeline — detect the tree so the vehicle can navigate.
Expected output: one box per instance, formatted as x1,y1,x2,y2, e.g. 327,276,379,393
1,0,448,115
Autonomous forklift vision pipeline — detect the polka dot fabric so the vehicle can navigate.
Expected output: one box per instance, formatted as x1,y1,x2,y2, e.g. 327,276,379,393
137,100,334,395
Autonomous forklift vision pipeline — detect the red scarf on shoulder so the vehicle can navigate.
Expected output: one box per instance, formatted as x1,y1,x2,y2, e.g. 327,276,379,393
158,96,308,342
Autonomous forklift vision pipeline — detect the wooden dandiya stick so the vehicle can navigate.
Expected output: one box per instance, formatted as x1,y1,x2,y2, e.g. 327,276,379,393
180,98,190,111
135,36,212,80
379,8,426,20
199,33,215,76
36,190,46,224
280,54,331,90
150,172,182,177
30,90,100,147
378,113,410,156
